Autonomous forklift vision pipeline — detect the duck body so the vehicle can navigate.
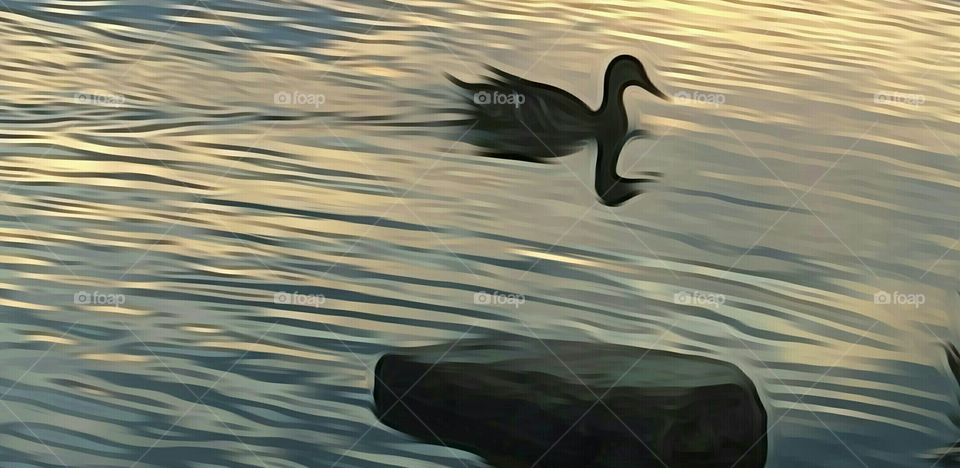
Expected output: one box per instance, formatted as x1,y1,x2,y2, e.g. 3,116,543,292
450,68,599,160
448,55,666,206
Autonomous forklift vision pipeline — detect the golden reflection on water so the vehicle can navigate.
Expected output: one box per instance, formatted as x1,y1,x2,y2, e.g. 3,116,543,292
0,0,958,466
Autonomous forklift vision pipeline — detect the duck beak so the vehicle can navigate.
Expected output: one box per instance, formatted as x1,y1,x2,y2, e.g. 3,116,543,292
644,81,669,101
634,73,668,101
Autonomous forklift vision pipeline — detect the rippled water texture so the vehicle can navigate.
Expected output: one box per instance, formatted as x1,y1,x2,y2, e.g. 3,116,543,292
1,1,959,466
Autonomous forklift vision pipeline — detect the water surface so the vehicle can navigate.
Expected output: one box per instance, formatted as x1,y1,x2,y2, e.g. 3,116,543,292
1,1,959,466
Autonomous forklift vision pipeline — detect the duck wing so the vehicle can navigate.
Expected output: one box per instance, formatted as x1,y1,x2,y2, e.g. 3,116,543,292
483,65,595,112
446,67,595,159
480,65,594,134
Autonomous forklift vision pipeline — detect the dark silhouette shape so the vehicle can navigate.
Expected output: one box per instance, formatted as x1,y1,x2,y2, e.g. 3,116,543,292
939,342,960,464
373,338,767,468
447,55,668,206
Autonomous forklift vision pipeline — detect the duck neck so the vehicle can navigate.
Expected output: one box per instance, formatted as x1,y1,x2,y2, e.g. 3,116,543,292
597,72,630,132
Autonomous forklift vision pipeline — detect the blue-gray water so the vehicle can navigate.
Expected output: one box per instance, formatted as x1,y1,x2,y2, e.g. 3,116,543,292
1,1,959,466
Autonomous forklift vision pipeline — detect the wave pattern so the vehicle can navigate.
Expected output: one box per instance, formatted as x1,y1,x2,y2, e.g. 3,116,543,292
1,0,959,467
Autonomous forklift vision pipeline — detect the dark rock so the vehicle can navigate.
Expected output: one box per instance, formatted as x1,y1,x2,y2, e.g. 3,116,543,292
942,343,960,463
373,338,767,467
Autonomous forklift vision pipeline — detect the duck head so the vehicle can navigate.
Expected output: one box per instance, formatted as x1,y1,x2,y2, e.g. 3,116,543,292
606,54,667,100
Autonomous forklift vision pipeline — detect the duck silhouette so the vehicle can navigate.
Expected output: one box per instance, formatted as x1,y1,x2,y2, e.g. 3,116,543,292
447,55,668,206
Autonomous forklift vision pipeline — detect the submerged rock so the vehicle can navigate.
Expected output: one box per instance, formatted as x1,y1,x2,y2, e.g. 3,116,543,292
939,343,960,464
373,338,767,467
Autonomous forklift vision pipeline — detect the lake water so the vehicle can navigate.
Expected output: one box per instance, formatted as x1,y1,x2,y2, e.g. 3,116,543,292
1,1,959,466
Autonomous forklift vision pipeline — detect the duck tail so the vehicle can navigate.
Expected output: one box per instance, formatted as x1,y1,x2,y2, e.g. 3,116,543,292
482,64,514,80
444,72,469,89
